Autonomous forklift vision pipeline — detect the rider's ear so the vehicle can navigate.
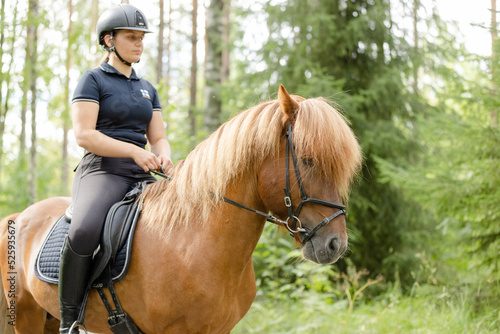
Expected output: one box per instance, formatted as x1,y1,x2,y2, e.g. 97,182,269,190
278,84,300,125
104,34,113,48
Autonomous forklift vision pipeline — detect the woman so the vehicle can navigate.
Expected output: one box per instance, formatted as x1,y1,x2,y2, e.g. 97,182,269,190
58,4,173,333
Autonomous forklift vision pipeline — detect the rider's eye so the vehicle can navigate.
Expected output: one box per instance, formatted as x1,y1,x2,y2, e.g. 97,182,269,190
302,157,314,167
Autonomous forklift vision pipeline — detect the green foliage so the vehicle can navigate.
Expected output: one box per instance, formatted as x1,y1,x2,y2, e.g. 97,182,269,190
253,224,343,302
233,281,500,333
0,137,78,217
377,111,500,278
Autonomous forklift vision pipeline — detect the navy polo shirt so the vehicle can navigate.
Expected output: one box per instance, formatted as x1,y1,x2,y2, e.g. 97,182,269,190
72,61,161,148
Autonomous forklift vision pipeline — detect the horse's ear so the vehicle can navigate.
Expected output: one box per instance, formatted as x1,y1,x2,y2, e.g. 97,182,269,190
278,84,300,124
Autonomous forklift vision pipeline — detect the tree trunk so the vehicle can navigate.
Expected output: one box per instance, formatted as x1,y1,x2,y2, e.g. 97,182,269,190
413,0,419,95
61,0,73,195
189,0,198,139
491,0,498,127
157,0,164,84
20,0,35,168
0,0,6,171
20,43,30,164
203,0,224,133
165,0,172,107
0,0,18,175
0,0,5,107
90,0,99,66
28,0,39,204
221,0,230,82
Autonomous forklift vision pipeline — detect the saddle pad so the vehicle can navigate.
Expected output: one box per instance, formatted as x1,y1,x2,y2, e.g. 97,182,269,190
34,214,132,285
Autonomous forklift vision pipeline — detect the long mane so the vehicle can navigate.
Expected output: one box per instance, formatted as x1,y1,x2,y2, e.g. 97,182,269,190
141,95,362,236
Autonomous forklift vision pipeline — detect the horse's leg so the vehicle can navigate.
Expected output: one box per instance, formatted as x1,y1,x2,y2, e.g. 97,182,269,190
13,296,48,333
44,313,60,334
0,215,18,334
0,273,15,334
0,279,47,334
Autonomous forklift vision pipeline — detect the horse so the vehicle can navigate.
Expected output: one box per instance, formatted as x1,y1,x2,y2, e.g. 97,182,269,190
0,85,362,333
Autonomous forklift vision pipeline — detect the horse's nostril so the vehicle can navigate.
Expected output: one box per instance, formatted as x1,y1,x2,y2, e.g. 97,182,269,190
329,237,339,252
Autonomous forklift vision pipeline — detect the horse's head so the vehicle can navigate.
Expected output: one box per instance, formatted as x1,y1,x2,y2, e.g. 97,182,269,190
257,85,362,264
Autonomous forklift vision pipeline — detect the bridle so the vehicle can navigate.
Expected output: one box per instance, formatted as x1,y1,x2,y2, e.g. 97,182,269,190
221,123,346,245
151,123,346,245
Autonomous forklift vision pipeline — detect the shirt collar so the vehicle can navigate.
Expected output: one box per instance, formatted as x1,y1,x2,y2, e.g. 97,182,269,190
99,61,139,80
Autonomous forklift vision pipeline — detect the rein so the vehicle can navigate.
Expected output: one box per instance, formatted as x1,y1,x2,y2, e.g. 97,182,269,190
149,170,295,231
151,123,346,245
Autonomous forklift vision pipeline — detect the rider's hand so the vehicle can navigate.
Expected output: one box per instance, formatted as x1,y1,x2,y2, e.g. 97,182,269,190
158,155,174,175
132,148,161,172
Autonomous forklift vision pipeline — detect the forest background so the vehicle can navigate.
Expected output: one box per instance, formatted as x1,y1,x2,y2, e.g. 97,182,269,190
0,0,499,332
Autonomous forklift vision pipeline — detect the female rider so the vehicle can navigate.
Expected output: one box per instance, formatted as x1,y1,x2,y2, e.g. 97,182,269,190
58,4,173,333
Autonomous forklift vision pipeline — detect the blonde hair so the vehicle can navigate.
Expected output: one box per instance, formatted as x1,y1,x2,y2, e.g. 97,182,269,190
97,51,111,67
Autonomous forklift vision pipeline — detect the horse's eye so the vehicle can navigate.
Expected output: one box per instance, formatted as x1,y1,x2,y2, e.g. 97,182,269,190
302,158,314,167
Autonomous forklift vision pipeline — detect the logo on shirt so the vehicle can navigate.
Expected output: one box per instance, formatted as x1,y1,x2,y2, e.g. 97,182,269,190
140,89,151,99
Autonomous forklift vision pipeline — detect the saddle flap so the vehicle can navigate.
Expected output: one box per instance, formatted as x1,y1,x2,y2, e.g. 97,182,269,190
89,180,152,287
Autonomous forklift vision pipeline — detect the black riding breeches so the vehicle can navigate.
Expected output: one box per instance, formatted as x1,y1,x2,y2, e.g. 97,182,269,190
68,153,156,256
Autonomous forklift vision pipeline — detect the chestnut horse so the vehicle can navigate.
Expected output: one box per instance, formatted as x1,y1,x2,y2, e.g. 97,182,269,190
0,85,361,333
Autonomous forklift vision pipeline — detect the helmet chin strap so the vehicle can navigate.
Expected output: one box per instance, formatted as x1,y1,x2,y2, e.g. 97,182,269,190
106,31,140,67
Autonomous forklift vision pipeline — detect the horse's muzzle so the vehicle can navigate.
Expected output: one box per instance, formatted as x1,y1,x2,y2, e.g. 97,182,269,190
302,234,347,264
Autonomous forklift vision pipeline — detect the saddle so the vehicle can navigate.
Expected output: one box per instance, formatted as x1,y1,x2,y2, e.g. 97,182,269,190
35,180,153,333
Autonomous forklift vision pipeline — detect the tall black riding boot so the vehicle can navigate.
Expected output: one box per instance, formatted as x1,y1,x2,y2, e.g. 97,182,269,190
58,237,92,334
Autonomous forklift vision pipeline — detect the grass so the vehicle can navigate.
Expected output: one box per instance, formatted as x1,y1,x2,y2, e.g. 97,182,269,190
232,284,500,334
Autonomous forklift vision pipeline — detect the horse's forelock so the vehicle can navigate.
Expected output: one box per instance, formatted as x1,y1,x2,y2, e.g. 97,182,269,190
293,98,362,198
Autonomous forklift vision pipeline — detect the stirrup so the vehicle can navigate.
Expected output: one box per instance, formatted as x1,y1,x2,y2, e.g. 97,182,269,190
69,320,88,334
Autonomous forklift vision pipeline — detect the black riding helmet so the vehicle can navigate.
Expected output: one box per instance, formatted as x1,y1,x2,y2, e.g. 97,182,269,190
96,4,152,66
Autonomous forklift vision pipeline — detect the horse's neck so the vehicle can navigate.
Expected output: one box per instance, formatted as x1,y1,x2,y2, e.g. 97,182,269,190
190,182,267,273
140,177,267,278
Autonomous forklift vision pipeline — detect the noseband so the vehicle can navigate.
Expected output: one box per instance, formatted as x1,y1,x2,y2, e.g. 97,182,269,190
222,123,346,244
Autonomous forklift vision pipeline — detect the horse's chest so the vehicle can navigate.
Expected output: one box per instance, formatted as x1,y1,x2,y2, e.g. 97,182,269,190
137,275,256,333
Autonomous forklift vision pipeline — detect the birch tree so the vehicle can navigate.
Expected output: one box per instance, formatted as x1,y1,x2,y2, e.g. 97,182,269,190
157,0,165,85
0,0,19,172
203,0,223,132
221,0,230,82
61,0,74,194
165,0,172,106
90,0,99,66
188,0,198,138
27,0,39,203
491,0,498,127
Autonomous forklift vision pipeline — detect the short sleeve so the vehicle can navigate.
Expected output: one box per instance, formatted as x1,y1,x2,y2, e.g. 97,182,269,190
72,70,100,104
151,87,161,112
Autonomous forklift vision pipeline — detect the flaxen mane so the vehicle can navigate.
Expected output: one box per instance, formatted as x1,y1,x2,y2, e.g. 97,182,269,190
141,95,362,236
